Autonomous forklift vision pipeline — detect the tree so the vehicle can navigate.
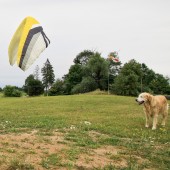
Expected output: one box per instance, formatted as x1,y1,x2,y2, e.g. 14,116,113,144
140,63,155,92
86,52,108,90
111,59,170,96
149,74,170,94
62,49,170,96
140,64,170,94
165,76,170,94
34,65,40,80
63,64,83,94
23,74,44,96
73,50,95,65
111,59,142,96
41,59,55,95
63,50,109,94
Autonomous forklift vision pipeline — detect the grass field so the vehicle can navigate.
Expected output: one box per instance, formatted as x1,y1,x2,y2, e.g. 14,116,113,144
0,93,169,170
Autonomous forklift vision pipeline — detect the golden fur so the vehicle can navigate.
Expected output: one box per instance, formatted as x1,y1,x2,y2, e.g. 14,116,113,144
136,92,168,130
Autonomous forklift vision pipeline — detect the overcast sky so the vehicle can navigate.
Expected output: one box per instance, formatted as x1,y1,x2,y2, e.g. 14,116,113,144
0,0,170,87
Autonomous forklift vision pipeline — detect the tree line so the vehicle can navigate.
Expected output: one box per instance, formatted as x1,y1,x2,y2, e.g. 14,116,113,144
2,50,170,97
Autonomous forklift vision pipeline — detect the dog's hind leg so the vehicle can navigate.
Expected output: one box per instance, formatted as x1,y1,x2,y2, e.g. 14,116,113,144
152,113,158,130
161,115,167,127
161,104,168,127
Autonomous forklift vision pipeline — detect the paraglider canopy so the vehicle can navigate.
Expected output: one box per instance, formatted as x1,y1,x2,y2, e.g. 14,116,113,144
8,16,50,71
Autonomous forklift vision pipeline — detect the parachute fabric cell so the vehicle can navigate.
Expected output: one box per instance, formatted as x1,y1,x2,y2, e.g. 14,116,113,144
8,16,50,71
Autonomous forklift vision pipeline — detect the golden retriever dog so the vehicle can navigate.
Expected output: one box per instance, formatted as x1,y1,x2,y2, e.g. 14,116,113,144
136,92,168,130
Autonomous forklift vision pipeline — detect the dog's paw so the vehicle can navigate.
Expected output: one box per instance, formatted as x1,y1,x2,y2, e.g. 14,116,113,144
161,123,165,127
152,127,156,130
145,125,149,128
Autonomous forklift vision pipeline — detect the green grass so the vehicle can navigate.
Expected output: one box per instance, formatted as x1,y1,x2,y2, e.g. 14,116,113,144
7,159,35,170
0,95,142,132
0,94,169,169
41,154,62,168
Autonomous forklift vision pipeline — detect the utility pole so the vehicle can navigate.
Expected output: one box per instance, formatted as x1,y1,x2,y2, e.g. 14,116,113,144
108,68,110,95
107,51,120,95
141,63,143,92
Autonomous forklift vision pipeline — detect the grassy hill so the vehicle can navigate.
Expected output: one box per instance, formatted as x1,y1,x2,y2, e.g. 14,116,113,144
0,94,169,169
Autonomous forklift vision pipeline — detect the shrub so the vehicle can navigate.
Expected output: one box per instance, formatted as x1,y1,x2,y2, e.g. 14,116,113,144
48,79,65,96
3,85,22,97
12,89,22,97
71,77,97,94
23,75,44,96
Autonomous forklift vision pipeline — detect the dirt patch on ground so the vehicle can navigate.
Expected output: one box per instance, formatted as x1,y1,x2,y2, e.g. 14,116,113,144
76,146,127,169
0,129,148,170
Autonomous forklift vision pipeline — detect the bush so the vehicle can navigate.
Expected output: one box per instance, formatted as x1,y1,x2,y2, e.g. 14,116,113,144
23,75,44,96
12,89,22,97
48,79,65,96
3,85,22,97
71,77,97,94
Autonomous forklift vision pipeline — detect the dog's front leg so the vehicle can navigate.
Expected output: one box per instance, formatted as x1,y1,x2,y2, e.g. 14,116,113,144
145,113,150,128
144,108,150,128
152,113,158,130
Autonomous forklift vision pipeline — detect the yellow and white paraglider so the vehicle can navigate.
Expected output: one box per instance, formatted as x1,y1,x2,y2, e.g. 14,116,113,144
8,16,50,71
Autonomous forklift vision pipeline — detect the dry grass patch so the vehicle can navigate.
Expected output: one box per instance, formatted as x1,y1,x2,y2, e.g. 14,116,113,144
0,130,68,169
0,129,153,169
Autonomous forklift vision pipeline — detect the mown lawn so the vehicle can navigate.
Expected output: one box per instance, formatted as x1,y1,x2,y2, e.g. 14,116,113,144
0,94,169,170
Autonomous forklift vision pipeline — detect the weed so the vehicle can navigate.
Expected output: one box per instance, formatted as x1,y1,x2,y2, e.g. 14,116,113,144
6,148,16,153
65,148,80,161
41,154,62,169
7,159,34,170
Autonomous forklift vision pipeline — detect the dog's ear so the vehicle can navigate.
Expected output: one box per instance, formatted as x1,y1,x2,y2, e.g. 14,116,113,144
146,93,152,102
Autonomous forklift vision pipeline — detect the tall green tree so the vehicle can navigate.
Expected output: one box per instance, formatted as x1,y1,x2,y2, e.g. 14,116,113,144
64,50,110,94
63,50,108,94
73,50,95,65
111,59,142,96
63,64,83,94
63,50,95,94
149,74,170,94
140,63,155,92
86,52,108,90
23,74,44,96
34,65,40,80
111,59,170,96
41,59,55,95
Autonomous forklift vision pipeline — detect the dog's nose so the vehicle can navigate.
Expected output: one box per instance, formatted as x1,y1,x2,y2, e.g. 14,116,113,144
135,98,138,102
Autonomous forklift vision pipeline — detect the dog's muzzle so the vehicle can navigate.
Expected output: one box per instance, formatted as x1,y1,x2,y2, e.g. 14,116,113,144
135,99,144,105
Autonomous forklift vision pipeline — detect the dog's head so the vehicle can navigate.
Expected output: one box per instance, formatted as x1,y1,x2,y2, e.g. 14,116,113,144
135,92,152,105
